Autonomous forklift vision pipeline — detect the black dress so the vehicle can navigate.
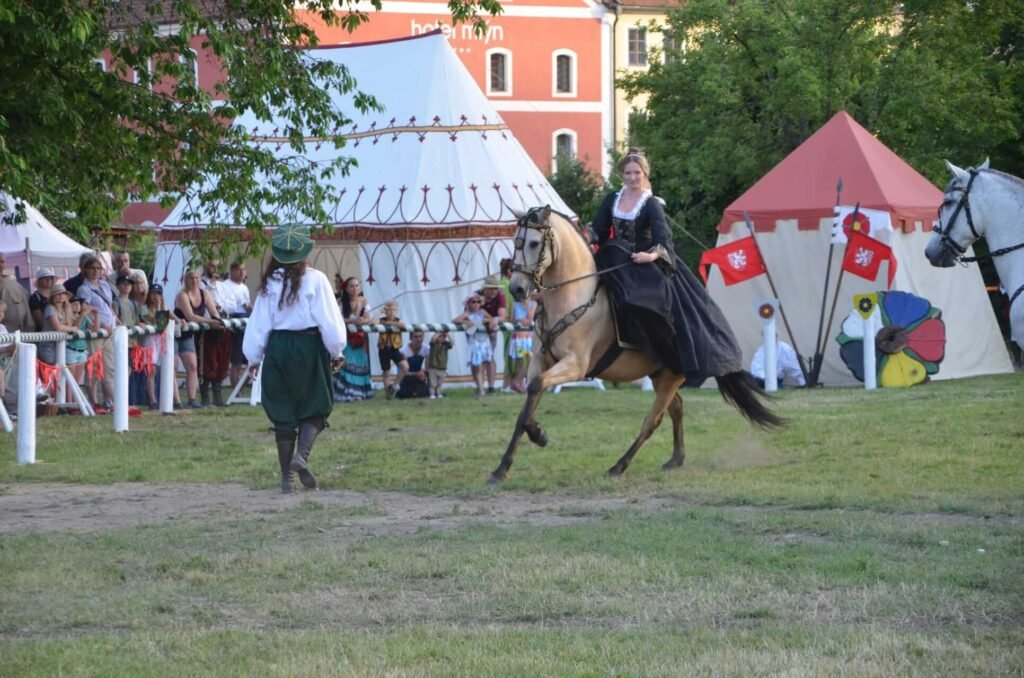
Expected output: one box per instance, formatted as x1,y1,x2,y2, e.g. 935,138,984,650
591,190,744,381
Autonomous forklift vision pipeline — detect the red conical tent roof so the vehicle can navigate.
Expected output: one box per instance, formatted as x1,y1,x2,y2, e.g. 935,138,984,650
718,111,942,233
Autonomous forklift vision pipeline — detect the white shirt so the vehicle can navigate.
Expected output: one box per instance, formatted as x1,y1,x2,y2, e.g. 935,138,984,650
201,276,222,310
750,341,806,386
218,279,251,315
242,267,346,363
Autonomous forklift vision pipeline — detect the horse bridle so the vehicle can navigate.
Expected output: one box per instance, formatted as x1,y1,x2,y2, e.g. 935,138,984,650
935,168,1024,306
933,169,982,260
512,206,556,292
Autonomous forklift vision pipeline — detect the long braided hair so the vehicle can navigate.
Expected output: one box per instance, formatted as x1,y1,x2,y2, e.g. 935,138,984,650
259,259,307,310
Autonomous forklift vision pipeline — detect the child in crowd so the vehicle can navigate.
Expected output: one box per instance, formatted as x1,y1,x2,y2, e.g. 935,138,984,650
377,300,408,399
427,330,453,399
507,296,537,393
452,293,493,397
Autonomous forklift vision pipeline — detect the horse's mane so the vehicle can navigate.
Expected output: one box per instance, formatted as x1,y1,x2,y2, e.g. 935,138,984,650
985,168,1024,190
945,167,1024,193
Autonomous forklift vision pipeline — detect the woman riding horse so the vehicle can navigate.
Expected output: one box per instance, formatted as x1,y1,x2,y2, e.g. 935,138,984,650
592,149,747,385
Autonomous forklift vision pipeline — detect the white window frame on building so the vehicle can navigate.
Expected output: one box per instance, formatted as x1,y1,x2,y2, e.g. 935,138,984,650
551,129,577,173
179,49,199,88
627,27,648,67
133,58,152,89
92,58,106,71
662,30,684,64
486,48,513,96
552,49,577,98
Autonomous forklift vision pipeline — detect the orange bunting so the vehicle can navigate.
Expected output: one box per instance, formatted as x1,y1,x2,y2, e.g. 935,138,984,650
35,360,61,393
85,350,105,382
130,345,155,375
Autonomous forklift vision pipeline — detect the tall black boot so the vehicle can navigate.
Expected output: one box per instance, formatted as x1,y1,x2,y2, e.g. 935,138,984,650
212,382,225,407
290,416,325,489
199,380,211,408
275,430,297,494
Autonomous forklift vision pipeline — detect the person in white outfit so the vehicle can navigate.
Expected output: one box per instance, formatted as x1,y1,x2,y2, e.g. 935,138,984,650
750,340,806,389
243,225,346,493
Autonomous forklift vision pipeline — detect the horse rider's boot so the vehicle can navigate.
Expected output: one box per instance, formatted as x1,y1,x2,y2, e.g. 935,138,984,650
290,416,325,489
199,380,211,408
212,382,225,407
275,429,297,494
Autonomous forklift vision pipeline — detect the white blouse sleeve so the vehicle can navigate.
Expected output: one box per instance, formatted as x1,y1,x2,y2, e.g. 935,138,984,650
313,273,347,359
242,291,274,364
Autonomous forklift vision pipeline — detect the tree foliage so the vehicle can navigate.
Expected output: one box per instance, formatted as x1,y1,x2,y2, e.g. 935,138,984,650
547,153,606,225
620,0,1024,255
0,0,502,242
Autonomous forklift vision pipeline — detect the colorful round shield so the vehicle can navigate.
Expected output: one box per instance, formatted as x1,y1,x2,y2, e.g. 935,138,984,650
836,290,946,387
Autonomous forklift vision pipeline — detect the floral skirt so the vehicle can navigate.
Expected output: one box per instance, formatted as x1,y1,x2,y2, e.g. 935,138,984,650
467,335,493,367
333,344,373,402
508,331,533,359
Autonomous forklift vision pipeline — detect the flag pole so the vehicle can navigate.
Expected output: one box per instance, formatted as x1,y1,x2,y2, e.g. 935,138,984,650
808,178,843,387
742,211,809,386
819,202,862,376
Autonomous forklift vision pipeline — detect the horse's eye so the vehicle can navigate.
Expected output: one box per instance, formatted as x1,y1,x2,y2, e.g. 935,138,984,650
529,241,540,249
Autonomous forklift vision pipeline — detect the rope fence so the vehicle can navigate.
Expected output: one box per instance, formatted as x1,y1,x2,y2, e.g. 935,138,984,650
1,318,535,463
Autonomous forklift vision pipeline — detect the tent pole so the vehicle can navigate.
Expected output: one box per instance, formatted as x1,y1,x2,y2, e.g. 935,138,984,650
742,212,809,386
808,180,845,387
818,203,862,382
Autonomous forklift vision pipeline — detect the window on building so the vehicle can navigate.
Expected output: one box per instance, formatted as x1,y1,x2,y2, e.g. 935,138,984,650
663,31,681,64
93,58,106,71
628,27,648,67
555,132,575,159
555,53,575,95
179,50,199,88
488,51,510,94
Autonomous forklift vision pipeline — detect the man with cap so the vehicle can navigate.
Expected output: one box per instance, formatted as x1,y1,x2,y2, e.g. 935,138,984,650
30,267,57,331
243,224,346,493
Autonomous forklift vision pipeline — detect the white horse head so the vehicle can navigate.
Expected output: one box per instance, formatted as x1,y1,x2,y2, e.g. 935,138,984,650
925,159,991,267
509,205,555,301
925,159,1024,347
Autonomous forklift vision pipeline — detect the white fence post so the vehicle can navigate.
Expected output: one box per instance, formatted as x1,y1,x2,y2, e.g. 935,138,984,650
55,338,67,405
160,322,175,414
17,340,37,464
113,326,129,432
762,315,778,393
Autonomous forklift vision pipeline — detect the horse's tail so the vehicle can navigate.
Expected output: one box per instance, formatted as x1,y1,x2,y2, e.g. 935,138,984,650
716,371,787,429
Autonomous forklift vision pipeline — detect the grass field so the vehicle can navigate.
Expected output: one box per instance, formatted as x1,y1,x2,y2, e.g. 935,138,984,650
1,375,1022,676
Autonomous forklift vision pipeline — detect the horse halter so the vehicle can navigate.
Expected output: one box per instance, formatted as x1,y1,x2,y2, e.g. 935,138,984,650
933,168,981,260
512,206,556,291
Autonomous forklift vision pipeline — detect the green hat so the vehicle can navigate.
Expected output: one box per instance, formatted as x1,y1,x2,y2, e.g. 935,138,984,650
271,224,314,264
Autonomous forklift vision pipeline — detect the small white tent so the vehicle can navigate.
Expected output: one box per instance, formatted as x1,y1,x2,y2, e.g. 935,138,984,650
1,192,91,282
707,112,1012,385
155,30,573,378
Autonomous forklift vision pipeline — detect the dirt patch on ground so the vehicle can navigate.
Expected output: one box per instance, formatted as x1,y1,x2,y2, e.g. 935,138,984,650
1,483,1016,539
0,483,686,537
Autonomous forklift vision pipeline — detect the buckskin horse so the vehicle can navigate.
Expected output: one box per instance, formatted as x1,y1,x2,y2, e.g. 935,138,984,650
489,206,783,483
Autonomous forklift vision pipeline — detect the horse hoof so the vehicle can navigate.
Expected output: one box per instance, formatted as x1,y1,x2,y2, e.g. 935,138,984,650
487,473,505,485
607,466,624,478
661,458,684,471
526,427,548,447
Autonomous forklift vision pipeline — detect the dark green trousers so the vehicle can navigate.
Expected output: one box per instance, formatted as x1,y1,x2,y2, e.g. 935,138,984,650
261,331,333,431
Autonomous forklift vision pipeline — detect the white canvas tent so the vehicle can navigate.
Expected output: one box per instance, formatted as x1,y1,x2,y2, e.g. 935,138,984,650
1,192,92,283
155,30,573,378
707,112,1012,385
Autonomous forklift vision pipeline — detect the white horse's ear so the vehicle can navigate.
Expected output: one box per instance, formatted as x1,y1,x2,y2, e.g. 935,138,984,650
510,207,526,219
945,160,969,181
978,158,990,170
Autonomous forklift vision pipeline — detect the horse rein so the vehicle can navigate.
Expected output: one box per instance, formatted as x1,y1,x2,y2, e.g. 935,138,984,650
935,168,1024,307
512,206,624,357
512,207,631,292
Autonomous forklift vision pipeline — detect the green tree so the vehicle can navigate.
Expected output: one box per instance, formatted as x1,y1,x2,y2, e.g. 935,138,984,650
547,153,605,225
0,0,502,242
621,0,1024,256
